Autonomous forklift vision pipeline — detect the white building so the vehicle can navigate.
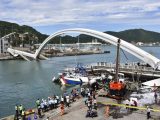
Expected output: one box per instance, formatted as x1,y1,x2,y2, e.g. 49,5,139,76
0,37,9,54
0,32,16,54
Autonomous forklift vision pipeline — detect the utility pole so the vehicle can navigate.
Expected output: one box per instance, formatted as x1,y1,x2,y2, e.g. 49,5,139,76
115,39,121,81
78,35,80,50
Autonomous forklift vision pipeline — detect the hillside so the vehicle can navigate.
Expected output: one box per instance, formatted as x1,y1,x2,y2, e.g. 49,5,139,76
0,21,48,43
105,29,160,43
0,21,160,45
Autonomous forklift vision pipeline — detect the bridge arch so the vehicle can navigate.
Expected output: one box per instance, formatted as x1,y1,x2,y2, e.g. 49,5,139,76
35,28,160,69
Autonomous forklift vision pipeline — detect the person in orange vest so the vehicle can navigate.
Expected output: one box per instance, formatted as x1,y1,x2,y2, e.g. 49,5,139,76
105,105,110,118
60,102,64,116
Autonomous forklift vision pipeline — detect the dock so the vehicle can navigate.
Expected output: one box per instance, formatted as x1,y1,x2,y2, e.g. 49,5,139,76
1,90,160,120
87,62,160,81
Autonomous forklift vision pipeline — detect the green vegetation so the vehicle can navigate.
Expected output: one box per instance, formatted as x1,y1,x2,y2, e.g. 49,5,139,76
0,21,48,44
105,29,160,43
0,21,160,45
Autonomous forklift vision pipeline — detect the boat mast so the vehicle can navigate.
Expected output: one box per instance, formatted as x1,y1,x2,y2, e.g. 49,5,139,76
115,38,121,82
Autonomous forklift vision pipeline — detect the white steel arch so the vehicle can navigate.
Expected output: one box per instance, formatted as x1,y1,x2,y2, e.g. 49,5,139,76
35,28,160,69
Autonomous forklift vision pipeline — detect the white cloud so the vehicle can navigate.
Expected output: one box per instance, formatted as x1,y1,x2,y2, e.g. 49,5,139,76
0,0,160,26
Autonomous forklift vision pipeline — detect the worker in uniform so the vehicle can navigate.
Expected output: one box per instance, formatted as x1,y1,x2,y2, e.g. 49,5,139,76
147,106,151,119
21,109,25,120
36,99,40,108
19,104,23,115
15,104,19,120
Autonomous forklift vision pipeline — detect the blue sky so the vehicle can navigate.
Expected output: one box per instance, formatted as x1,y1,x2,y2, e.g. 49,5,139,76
1,0,160,35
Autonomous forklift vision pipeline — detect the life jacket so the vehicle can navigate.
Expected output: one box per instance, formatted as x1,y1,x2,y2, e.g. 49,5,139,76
19,106,23,111
36,100,40,106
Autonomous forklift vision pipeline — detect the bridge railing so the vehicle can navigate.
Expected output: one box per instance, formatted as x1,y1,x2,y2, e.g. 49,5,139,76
92,62,160,75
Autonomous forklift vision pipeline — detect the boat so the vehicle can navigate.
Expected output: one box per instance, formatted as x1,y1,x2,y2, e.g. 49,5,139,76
60,73,88,85
56,63,87,85
142,78,160,87
59,71,103,86
104,50,110,53
139,78,160,92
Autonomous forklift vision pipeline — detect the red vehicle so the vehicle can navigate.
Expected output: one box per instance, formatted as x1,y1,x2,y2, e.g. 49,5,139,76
107,39,126,99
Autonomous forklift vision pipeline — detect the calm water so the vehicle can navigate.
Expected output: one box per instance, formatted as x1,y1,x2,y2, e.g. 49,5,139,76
0,46,160,117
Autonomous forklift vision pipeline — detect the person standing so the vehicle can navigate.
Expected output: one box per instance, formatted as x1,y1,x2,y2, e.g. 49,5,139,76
15,104,19,120
19,104,23,115
21,109,25,120
36,99,40,108
81,87,85,97
105,105,110,118
147,106,151,119
60,102,64,116
61,96,64,103
37,106,42,118
66,95,70,107
56,95,59,104
93,99,97,110
87,99,92,111
154,92,158,104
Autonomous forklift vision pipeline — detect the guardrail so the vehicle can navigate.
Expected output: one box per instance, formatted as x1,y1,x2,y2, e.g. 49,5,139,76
91,62,160,75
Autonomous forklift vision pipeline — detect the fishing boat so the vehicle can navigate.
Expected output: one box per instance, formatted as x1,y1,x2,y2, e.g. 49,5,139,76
60,73,103,86
60,72,89,85
55,63,87,85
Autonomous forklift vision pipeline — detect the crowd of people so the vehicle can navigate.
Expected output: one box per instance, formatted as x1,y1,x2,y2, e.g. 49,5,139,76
14,86,98,119
14,83,158,120
14,104,26,120
80,87,98,118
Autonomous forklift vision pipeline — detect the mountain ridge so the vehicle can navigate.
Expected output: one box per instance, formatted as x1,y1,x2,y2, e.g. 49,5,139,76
0,21,160,44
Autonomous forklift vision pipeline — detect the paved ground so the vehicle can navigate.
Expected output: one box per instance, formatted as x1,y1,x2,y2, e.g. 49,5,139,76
2,92,160,120
44,96,160,120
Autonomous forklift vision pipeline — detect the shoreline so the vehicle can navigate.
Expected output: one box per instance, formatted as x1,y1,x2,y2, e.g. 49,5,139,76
0,51,110,61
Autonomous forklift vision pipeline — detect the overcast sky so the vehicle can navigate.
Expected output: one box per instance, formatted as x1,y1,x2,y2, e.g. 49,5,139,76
1,0,160,34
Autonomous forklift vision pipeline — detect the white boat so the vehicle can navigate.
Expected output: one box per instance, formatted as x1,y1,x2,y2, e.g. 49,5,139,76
142,78,160,87
59,72,103,86
137,78,160,93
59,72,88,85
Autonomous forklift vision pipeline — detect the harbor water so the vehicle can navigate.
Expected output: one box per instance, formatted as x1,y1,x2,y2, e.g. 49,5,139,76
0,46,160,118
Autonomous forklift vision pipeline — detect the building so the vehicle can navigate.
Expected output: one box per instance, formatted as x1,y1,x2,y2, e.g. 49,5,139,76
0,32,39,54
0,34,13,54
1,38,9,54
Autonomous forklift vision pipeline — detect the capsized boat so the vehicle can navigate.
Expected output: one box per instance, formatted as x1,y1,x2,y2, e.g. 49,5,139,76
59,72,88,85
59,72,102,86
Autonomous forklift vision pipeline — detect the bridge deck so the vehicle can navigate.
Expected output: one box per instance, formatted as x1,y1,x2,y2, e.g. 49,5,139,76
89,62,160,78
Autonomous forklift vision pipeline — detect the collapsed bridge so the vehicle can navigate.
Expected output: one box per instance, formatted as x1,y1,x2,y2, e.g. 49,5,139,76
7,28,160,70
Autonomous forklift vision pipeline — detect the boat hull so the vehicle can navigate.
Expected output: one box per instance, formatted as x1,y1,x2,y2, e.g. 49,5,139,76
65,78,82,85
62,76,89,85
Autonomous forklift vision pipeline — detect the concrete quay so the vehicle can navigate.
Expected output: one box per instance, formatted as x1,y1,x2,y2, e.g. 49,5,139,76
1,90,160,120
